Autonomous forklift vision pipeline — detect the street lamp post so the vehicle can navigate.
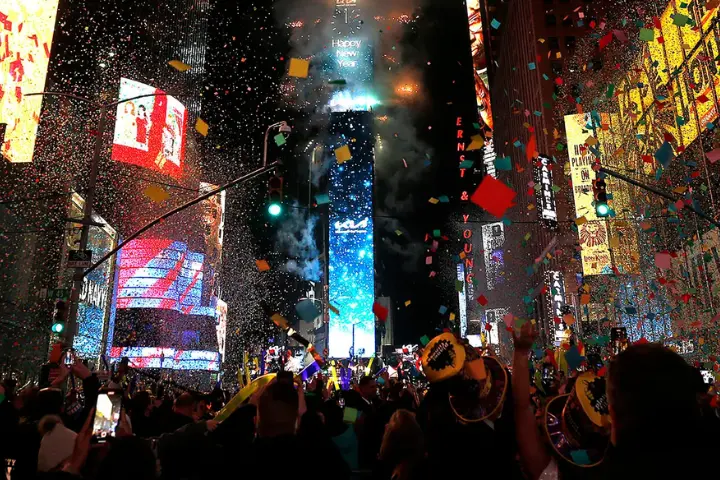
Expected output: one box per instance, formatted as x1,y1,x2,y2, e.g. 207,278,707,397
263,121,291,167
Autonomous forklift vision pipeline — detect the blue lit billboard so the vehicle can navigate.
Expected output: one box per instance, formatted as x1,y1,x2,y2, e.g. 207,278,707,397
327,112,375,358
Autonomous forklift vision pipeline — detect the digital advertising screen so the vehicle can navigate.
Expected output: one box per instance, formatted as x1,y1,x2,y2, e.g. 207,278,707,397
0,0,59,163
199,182,225,296
465,0,496,177
62,192,118,358
115,239,205,313
324,5,376,112
327,112,375,358
111,78,187,178
108,347,220,371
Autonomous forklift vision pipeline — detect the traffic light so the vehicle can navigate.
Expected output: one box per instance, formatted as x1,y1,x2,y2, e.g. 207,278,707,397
592,175,610,217
267,176,283,216
51,300,67,334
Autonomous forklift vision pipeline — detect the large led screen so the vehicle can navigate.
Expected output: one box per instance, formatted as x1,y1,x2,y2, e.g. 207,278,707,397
327,112,375,358
111,78,187,177
62,193,118,358
115,239,205,313
466,1,497,177
108,347,220,371
0,0,59,163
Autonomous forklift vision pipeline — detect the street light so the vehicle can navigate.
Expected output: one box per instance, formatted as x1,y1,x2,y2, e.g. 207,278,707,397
263,121,291,167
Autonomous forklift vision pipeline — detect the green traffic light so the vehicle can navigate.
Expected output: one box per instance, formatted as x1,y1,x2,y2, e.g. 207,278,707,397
52,323,64,334
596,203,610,217
268,203,282,216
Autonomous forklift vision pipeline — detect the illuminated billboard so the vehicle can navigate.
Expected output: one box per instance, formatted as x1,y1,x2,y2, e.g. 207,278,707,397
564,113,639,275
327,112,375,358
200,182,225,297
614,3,720,156
108,347,220,371
564,114,612,276
0,0,59,163
534,154,558,228
115,239,205,313
62,192,118,358
111,78,187,178
466,0,496,176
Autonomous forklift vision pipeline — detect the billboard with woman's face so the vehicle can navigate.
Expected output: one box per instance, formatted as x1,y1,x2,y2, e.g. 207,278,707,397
111,78,187,178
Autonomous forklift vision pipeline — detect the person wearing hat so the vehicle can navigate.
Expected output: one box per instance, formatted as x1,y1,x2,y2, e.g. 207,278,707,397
512,322,611,480
513,322,719,480
417,333,522,479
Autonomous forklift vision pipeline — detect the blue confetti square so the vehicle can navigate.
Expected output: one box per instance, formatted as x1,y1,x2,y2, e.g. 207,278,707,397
296,299,320,322
491,18,501,29
438,305,448,315
570,450,591,465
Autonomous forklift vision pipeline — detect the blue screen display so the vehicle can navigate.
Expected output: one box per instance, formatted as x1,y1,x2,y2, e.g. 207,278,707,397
327,112,375,358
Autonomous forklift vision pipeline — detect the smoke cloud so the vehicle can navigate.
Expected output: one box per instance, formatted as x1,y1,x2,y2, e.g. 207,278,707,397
273,0,431,277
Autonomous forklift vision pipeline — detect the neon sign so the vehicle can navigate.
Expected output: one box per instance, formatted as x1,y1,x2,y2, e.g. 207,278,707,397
533,154,558,228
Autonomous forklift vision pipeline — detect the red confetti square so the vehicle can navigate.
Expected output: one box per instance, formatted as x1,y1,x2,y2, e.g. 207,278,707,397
372,302,389,322
477,295,488,306
470,176,517,218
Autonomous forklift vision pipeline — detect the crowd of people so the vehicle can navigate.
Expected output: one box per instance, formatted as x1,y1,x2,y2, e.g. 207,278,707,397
1,325,718,480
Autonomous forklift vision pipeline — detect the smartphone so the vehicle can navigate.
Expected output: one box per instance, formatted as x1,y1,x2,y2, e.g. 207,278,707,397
92,389,122,442
63,350,74,366
611,327,628,356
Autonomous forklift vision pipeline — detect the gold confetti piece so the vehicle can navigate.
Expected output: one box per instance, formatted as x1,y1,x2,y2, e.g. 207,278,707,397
335,145,352,163
467,134,485,151
329,304,340,315
428,197,439,204
255,259,270,272
449,312,456,321
168,60,191,72
405,300,412,307
288,58,310,78
575,216,588,225
143,185,169,203
195,118,209,136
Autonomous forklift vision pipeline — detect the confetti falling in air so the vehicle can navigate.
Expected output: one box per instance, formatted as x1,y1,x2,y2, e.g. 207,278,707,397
1,0,718,387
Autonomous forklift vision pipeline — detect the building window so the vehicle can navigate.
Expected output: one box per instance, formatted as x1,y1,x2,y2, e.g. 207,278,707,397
562,16,573,27
546,14,557,27
565,36,576,50
544,0,553,3
548,36,560,50
551,62,563,76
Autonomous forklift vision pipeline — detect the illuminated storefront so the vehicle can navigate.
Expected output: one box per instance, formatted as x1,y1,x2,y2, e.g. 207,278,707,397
0,0,59,163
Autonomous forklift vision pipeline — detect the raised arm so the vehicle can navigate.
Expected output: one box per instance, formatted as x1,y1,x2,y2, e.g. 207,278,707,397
513,322,552,480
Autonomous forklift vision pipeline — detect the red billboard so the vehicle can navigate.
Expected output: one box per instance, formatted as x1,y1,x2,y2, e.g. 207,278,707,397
111,78,187,178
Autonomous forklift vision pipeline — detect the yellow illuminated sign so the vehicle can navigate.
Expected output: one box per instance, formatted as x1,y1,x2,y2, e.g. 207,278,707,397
564,113,640,276
565,114,612,276
0,0,59,163
618,2,720,152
